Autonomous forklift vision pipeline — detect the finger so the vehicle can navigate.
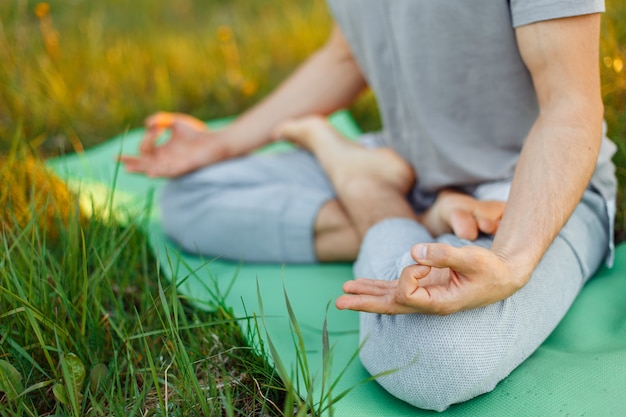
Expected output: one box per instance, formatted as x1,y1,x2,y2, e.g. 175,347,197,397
140,112,173,153
397,264,471,315
145,111,174,129
140,126,167,154
411,242,482,274
473,201,505,219
342,278,396,296
410,265,450,286
476,217,500,235
335,293,407,314
404,284,463,315
396,263,432,300
449,209,479,240
120,153,170,178
144,160,175,178
172,112,210,131
118,155,150,174
336,285,452,315
474,201,505,235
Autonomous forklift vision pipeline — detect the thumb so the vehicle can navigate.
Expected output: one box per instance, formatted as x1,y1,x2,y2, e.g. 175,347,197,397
411,243,480,273
140,112,173,153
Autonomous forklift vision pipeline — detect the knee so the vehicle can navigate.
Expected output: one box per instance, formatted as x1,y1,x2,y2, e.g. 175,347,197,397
358,314,514,411
158,171,288,261
159,170,229,253
159,160,259,245
360,343,503,411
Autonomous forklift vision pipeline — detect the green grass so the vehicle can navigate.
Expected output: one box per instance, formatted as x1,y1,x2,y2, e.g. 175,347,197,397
0,0,625,415
0,208,291,416
0,3,347,414
0,187,359,416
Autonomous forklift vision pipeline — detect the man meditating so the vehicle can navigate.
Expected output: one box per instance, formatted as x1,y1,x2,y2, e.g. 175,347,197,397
121,0,617,411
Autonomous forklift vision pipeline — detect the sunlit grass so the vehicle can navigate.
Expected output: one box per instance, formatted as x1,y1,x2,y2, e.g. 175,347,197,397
0,154,364,416
0,0,332,152
0,155,288,415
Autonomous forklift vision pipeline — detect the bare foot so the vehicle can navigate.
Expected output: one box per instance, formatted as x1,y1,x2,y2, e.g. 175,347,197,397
274,116,415,195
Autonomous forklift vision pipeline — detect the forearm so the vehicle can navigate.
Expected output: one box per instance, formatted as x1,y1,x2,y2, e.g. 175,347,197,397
217,25,367,158
490,13,605,288
491,103,603,284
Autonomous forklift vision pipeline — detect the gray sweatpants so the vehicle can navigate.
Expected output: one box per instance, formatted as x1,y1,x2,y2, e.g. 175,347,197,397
161,143,610,411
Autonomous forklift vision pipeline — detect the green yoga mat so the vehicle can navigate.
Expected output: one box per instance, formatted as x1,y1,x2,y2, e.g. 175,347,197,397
48,111,626,416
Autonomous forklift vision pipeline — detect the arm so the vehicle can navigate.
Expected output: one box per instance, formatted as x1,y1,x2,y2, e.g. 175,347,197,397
490,13,604,280
337,13,604,315
121,25,367,177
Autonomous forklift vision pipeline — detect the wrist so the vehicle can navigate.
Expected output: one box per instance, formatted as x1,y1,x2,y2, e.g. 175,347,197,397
217,122,271,158
491,245,537,290
187,130,231,168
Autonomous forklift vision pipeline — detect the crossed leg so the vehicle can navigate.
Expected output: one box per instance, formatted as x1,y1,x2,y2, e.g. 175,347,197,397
274,116,504,258
314,199,360,261
161,115,504,264
160,123,418,263
275,116,417,238
274,116,610,411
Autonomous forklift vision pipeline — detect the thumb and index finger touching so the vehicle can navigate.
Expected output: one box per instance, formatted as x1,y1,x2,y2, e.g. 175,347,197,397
116,113,168,173
138,111,210,154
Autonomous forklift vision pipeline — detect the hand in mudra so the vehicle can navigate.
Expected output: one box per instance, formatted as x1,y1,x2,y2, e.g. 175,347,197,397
337,242,524,316
337,191,517,316
119,112,229,178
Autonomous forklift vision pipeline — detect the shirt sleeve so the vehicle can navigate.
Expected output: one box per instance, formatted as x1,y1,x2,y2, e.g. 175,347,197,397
510,0,605,27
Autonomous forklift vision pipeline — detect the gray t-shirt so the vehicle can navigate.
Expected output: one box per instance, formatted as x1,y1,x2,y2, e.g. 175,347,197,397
327,0,616,206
